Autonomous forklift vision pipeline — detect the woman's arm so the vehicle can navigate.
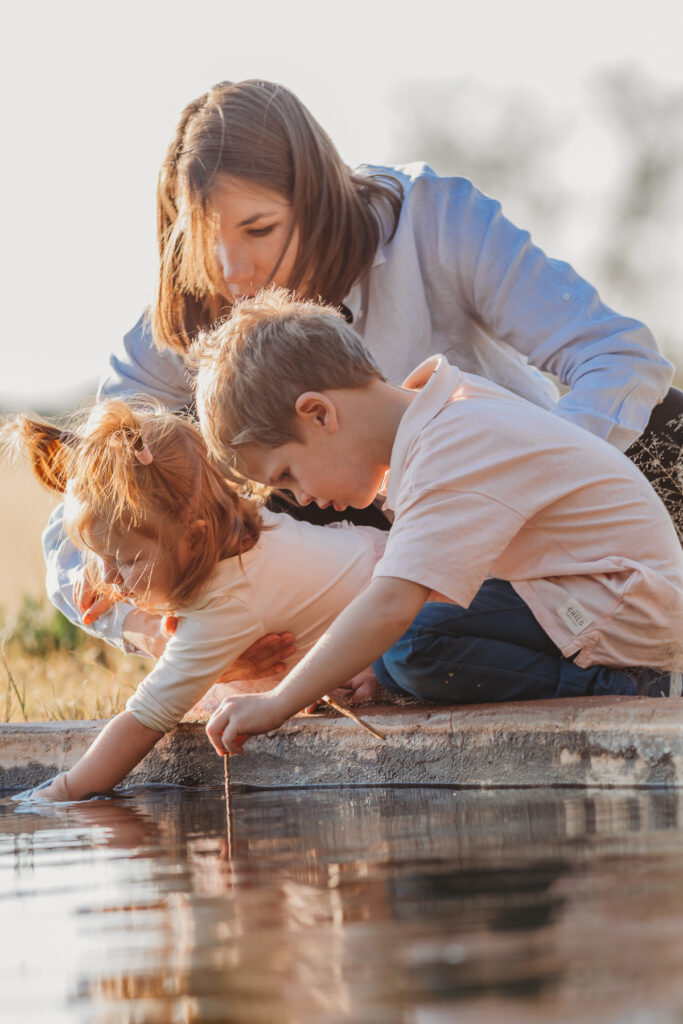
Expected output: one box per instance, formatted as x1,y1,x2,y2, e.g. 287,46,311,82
96,312,194,411
38,711,163,801
427,172,673,450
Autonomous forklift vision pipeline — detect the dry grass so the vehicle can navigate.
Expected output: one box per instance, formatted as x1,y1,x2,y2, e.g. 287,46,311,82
0,461,148,722
1,635,149,723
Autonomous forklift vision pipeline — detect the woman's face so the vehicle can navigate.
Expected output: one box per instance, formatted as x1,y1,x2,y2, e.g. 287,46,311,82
211,177,301,301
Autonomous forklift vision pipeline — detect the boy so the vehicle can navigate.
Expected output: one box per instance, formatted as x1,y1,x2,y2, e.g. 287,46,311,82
193,289,683,756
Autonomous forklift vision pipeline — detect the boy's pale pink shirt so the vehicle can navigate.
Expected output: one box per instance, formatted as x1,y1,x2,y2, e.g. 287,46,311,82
374,357,683,671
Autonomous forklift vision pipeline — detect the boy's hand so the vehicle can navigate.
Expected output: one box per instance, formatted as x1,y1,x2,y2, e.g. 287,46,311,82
205,692,288,755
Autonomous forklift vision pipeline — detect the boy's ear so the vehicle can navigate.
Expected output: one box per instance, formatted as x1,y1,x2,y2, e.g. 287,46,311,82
294,392,338,433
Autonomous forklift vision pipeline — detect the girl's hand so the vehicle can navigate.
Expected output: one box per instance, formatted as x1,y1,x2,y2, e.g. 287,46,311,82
13,773,72,803
214,633,296,683
205,692,288,756
75,568,114,625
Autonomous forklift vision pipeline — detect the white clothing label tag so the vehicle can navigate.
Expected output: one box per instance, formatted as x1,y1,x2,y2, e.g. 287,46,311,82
556,598,594,635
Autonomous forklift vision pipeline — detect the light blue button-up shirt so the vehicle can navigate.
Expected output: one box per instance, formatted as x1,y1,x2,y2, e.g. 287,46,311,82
44,163,673,648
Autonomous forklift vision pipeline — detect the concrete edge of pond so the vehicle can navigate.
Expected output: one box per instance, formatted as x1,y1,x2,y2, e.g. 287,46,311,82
2,695,683,790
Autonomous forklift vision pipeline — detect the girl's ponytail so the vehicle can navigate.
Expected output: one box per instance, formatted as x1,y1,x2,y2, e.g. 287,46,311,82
1,416,79,494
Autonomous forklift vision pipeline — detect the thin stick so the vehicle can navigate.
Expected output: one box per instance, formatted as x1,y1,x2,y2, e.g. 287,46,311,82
223,755,233,858
322,695,386,741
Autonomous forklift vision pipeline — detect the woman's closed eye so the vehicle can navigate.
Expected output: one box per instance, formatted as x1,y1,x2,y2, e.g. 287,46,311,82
248,225,276,237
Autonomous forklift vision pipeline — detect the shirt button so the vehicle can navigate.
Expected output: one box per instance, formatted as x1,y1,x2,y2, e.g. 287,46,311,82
562,292,571,302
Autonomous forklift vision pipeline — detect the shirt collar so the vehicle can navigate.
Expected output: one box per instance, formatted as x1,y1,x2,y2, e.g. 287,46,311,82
342,247,387,320
383,355,462,509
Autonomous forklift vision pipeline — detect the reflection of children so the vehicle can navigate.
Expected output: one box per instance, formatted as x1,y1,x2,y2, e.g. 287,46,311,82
192,290,683,756
6,401,385,801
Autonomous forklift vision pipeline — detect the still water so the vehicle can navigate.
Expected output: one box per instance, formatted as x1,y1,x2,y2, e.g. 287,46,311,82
1,784,683,1024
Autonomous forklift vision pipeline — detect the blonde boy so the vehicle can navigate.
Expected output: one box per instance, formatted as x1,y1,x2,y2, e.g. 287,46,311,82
194,289,683,755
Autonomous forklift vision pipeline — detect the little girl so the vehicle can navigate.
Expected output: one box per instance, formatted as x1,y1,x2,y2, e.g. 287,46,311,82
7,400,386,801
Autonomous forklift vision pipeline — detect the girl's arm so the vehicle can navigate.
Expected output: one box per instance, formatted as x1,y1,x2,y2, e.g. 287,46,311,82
205,576,429,755
39,711,163,802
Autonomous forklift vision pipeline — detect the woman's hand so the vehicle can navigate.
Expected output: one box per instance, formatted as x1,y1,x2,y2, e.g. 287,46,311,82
205,692,288,756
214,632,296,683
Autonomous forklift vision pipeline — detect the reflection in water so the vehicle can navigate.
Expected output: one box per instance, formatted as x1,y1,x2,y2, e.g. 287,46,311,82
1,785,683,1023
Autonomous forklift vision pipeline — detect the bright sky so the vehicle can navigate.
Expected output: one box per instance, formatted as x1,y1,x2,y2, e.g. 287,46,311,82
2,0,682,407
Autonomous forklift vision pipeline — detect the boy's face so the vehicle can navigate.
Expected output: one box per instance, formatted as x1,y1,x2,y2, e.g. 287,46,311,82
238,434,387,513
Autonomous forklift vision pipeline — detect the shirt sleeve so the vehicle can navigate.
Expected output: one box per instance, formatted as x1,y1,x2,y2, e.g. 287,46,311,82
97,312,195,413
373,482,525,610
125,595,265,733
425,175,673,450
42,504,136,652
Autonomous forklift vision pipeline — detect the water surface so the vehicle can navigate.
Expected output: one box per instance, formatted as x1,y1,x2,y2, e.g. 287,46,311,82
2,784,683,1023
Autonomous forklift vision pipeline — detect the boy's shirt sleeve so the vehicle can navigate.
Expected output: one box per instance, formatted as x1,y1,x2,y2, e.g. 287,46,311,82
373,479,525,610
125,595,265,733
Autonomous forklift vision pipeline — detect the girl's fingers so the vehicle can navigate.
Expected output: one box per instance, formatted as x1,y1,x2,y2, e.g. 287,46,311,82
82,593,115,626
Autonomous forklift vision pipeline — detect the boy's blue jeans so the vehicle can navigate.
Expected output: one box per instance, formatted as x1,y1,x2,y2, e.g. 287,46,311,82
373,579,670,703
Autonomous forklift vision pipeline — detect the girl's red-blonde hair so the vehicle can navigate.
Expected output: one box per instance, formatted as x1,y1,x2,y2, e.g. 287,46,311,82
4,401,262,608
154,79,403,354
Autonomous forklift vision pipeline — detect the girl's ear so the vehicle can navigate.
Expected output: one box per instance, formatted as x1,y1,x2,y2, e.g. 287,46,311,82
294,392,338,433
185,518,209,553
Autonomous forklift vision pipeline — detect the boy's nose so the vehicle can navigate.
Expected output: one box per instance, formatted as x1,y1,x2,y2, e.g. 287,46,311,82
294,487,312,507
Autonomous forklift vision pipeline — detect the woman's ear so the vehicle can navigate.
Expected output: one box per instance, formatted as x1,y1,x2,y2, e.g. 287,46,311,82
294,392,338,433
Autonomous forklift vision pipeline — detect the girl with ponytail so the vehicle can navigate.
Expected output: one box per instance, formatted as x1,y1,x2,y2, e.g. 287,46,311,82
5,401,385,801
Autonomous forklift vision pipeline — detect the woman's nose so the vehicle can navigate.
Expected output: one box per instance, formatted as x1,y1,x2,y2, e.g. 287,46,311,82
217,240,253,284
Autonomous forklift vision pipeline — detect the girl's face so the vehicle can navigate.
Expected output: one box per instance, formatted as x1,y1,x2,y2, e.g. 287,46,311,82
85,519,180,610
211,177,301,301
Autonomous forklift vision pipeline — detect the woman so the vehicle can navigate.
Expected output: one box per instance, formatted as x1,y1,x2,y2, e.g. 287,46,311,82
46,79,681,661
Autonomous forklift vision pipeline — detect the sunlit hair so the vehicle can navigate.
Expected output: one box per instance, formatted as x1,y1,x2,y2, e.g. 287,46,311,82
192,287,385,461
2,401,262,608
153,79,403,354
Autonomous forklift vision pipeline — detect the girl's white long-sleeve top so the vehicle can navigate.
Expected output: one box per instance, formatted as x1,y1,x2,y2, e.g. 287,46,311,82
124,511,384,733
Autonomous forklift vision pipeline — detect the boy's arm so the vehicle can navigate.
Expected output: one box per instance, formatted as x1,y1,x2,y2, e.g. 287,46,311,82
36,711,163,802
205,576,429,755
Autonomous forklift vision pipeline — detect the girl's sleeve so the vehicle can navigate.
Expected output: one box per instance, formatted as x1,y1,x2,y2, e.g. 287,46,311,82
42,504,137,651
97,312,195,412
125,597,265,733
427,175,673,451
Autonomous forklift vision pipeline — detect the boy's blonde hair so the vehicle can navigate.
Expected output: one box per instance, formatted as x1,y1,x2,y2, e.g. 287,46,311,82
3,401,262,608
153,79,403,354
193,288,385,461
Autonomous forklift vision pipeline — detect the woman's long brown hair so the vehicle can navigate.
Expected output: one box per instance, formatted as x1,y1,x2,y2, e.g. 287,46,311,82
153,80,403,354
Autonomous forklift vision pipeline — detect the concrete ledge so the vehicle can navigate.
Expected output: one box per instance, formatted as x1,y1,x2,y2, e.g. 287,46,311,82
2,696,683,790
